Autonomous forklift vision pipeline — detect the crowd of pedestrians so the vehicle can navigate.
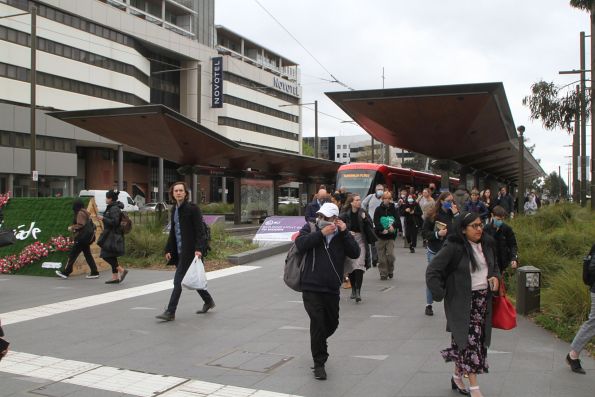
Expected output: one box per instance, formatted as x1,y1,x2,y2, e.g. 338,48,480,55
296,182,578,396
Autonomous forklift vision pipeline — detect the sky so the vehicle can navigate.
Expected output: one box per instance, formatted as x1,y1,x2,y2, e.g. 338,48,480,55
216,0,591,183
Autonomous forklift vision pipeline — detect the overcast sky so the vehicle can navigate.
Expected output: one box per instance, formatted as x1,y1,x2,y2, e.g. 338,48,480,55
216,0,591,182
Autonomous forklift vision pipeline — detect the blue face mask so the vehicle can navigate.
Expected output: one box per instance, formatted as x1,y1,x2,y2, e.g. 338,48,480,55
493,219,504,228
442,201,452,210
376,190,384,198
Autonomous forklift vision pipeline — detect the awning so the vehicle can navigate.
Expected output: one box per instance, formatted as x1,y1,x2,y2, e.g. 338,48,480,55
49,105,339,182
326,82,545,183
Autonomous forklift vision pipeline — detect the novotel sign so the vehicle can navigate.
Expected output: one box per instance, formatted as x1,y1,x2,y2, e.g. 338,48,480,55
272,76,299,97
211,57,223,108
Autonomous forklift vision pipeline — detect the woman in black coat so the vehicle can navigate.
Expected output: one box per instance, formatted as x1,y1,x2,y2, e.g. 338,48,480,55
97,190,128,284
156,181,214,321
340,194,377,302
426,212,500,397
401,194,423,253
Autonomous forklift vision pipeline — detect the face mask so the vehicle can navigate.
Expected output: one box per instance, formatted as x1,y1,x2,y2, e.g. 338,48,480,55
442,201,452,210
407,198,414,204
493,219,503,228
376,190,384,198
316,219,333,229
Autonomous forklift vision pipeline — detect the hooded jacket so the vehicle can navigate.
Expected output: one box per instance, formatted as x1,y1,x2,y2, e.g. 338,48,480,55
295,222,360,295
426,233,500,350
482,220,518,272
373,203,399,240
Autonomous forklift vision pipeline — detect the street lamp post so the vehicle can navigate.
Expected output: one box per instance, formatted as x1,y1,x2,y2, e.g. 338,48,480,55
517,125,525,214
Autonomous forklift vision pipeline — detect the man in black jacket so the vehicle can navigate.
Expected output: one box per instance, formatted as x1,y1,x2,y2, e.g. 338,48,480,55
304,188,328,222
156,182,215,321
296,202,360,380
495,186,515,217
566,243,595,374
482,205,518,273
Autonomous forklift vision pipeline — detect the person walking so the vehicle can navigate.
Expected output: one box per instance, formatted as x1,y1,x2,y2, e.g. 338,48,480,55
0,319,8,362
340,194,376,303
156,182,215,321
566,243,595,374
495,186,514,217
396,189,409,247
295,202,360,380
426,212,500,397
421,192,460,316
56,199,100,279
524,192,538,216
305,188,328,222
362,184,385,266
463,189,489,222
482,206,518,273
480,189,494,220
402,194,423,253
374,191,399,280
97,190,128,284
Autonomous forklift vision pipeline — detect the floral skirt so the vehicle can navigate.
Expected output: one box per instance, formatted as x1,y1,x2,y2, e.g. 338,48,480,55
441,289,489,375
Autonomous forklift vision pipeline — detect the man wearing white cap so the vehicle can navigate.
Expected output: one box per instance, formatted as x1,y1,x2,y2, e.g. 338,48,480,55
295,202,360,380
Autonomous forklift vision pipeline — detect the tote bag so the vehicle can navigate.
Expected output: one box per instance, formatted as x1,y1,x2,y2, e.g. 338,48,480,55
492,281,517,330
182,256,207,290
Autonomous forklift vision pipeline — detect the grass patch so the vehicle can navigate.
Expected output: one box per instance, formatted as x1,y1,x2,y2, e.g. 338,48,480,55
200,202,233,214
278,203,299,216
509,203,595,354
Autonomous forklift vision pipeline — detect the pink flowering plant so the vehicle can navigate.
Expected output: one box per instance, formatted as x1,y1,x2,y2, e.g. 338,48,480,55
0,236,73,274
50,235,74,252
0,192,9,209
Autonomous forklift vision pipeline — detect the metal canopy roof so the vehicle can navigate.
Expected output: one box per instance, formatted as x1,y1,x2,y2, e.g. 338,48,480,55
49,105,339,182
326,82,545,183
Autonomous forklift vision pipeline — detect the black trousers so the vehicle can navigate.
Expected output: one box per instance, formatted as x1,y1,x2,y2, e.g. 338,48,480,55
63,241,98,276
167,259,213,314
406,226,418,248
349,269,364,290
302,291,340,367
103,256,119,274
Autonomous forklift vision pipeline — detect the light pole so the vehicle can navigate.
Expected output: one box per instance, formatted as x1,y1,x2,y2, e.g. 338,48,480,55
517,125,525,214
1,7,37,196
280,100,318,158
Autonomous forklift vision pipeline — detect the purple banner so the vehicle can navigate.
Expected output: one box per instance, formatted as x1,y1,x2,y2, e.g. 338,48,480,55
253,216,307,244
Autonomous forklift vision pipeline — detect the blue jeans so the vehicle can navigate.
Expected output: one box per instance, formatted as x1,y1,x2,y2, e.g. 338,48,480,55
570,292,595,353
425,249,435,305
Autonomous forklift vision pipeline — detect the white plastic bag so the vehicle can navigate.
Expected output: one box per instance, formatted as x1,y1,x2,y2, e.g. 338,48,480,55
182,256,207,290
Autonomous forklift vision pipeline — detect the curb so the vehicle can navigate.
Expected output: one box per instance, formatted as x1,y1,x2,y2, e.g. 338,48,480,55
227,242,292,265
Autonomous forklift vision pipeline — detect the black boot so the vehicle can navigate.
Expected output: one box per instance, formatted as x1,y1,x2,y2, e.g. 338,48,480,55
355,289,362,302
350,286,356,299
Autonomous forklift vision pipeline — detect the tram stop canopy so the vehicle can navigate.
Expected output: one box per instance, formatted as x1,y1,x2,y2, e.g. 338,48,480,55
49,104,339,182
326,82,545,184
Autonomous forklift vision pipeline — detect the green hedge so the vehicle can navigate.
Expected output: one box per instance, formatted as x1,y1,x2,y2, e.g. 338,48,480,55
0,197,86,275
509,203,595,353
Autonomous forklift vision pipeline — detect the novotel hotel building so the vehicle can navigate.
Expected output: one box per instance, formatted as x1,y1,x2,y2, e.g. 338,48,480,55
0,0,301,201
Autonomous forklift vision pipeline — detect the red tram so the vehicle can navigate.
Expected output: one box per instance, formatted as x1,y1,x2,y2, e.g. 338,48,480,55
336,163,459,198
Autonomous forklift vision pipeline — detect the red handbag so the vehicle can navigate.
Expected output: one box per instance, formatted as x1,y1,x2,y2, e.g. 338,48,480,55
492,281,517,330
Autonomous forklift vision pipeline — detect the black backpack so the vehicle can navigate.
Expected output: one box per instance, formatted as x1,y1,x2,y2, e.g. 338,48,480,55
284,222,314,291
76,218,97,244
202,220,211,257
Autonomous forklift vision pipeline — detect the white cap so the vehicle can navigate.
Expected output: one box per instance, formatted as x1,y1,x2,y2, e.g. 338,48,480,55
316,202,339,218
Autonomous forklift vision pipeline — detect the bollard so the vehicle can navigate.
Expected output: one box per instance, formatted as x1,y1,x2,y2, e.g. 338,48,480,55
516,265,541,315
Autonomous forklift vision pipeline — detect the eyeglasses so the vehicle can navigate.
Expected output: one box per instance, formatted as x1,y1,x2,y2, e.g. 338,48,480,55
467,222,484,230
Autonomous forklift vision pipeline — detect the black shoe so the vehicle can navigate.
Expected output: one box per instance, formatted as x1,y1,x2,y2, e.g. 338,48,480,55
566,353,586,374
355,289,362,303
451,376,469,395
119,269,129,283
197,300,215,313
350,288,356,299
425,305,434,316
380,275,388,280
409,247,415,253
313,365,327,380
105,279,120,284
388,273,394,279
156,311,175,321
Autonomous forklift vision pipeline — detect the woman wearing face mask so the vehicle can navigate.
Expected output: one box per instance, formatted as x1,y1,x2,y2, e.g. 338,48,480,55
421,192,460,316
340,194,377,302
523,193,538,216
482,206,518,273
401,194,423,253
426,212,500,397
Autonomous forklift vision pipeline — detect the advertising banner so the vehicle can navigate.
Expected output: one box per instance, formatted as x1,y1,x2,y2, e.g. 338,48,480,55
252,216,306,245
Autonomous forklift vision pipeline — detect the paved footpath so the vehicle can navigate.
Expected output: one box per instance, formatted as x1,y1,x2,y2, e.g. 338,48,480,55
0,240,594,397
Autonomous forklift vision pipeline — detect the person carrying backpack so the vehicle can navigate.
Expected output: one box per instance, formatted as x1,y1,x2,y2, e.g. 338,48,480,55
97,190,129,284
56,198,100,279
295,202,360,380
156,181,215,321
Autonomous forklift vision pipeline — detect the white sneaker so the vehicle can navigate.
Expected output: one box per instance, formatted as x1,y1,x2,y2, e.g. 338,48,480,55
55,271,68,279
85,274,100,279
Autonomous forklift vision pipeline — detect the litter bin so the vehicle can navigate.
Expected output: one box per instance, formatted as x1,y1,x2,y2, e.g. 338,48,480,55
516,265,541,315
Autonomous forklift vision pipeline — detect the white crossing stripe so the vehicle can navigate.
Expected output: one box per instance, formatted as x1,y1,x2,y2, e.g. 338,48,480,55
0,266,259,326
0,351,300,397
352,355,389,361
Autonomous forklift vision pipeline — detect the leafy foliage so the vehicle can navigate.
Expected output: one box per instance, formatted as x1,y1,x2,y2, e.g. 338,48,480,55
569,0,593,12
542,172,569,199
522,80,586,132
302,141,314,157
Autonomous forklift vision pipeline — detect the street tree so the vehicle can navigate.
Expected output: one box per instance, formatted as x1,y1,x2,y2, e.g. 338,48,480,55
543,172,569,200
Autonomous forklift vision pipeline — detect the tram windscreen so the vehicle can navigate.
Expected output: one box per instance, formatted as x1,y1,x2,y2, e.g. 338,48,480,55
336,169,377,198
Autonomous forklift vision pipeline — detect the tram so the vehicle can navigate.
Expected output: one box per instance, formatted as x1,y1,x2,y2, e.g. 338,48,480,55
336,163,459,198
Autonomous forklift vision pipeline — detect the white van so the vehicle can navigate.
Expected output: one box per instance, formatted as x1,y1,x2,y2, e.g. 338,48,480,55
78,190,139,213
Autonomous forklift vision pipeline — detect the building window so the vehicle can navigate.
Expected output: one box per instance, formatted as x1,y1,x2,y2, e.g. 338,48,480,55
337,145,341,149
218,117,298,141
343,144,347,149
336,153,340,159
342,153,347,158
225,95,299,123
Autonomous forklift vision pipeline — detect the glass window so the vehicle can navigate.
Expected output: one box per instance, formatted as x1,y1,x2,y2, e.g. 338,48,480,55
342,153,347,158
343,145,347,149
